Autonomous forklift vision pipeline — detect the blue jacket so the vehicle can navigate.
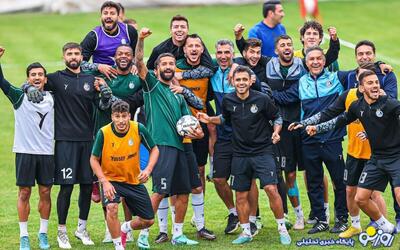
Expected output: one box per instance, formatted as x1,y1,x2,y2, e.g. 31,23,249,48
211,66,235,141
273,69,345,144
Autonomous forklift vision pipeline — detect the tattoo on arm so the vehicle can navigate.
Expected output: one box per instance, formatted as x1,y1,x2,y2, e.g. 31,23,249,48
135,38,148,79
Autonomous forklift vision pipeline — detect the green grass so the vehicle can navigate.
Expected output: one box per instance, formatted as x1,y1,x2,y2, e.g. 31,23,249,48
0,0,400,249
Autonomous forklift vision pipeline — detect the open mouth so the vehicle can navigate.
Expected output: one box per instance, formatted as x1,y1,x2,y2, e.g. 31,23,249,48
118,58,129,67
174,32,185,40
283,50,291,56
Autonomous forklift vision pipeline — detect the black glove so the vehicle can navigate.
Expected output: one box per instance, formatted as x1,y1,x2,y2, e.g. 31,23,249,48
100,84,112,102
22,83,44,103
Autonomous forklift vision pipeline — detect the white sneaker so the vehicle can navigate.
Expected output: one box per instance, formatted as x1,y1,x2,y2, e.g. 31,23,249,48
102,230,112,243
75,230,95,245
293,217,305,230
57,231,72,249
126,230,134,242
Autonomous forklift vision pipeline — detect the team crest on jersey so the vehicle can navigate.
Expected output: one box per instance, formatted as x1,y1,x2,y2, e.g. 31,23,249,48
326,81,332,87
83,82,90,91
376,109,383,117
250,104,258,113
121,39,127,44
128,138,134,146
129,82,135,89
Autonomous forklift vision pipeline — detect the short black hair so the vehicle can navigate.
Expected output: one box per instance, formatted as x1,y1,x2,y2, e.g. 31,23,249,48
111,100,130,113
299,21,323,45
26,62,46,77
355,40,376,55
154,53,175,68
232,65,253,79
244,38,262,51
184,33,205,48
100,1,120,15
263,0,281,18
170,15,189,29
356,62,375,75
116,44,133,53
358,69,377,85
62,42,82,54
275,34,292,47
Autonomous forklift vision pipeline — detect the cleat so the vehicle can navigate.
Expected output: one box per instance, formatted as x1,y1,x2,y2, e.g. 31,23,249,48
75,230,94,245
197,227,216,240
339,226,362,238
154,232,169,243
330,218,348,233
171,234,199,245
250,222,259,237
126,230,134,243
121,231,127,249
57,231,71,249
102,230,112,243
255,216,263,230
38,233,50,249
293,217,305,230
232,233,252,244
137,234,150,249
20,236,30,250
224,213,240,234
279,231,291,245
308,221,329,234
91,182,101,203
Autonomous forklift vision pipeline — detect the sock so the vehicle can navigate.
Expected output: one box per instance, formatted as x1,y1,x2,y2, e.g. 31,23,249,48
351,215,361,229
121,221,132,233
105,220,110,233
229,207,238,216
140,228,149,236
276,218,287,232
173,223,183,239
112,237,124,250
249,215,257,224
294,205,304,219
77,218,87,233
192,192,205,231
170,206,176,224
39,218,49,234
209,156,213,166
157,198,169,233
58,224,67,233
240,223,251,236
19,221,28,237
376,215,393,231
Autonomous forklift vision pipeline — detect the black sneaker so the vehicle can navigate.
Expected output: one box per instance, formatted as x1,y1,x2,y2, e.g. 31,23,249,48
250,222,259,237
308,221,329,234
197,227,216,240
224,213,240,234
330,218,348,233
154,232,169,243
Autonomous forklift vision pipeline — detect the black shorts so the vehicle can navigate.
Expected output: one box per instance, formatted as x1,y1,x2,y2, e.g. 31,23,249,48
54,141,93,185
184,143,202,189
213,140,233,179
192,122,209,166
275,123,304,172
345,154,368,186
358,155,400,192
101,181,154,220
15,153,54,187
230,153,278,192
152,145,191,195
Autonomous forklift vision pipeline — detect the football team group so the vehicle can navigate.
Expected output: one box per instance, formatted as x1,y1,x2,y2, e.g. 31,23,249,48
1,0,399,249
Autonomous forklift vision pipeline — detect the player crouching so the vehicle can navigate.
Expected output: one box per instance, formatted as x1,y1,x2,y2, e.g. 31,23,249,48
90,100,159,250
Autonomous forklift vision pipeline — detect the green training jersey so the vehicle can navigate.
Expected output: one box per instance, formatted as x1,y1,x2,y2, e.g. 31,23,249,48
141,72,190,151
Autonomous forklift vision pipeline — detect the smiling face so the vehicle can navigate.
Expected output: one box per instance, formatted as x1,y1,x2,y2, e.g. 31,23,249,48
183,37,204,65
360,74,380,102
301,27,322,49
243,46,261,67
216,44,234,70
101,6,119,32
157,56,176,82
275,38,294,64
170,20,189,44
115,46,133,71
233,71,252,96
27,68,47,90
111,111,131,133
306,49,325,76
356,45,376,65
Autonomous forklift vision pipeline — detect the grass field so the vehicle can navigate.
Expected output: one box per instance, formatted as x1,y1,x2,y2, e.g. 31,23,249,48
0,0,400,249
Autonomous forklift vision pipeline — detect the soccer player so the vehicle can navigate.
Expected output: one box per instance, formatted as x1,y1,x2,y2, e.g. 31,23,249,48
304,69,400,234
248,0,286,57
0,48,53,250
198,65,291,245
134,27,203,246
272,47,348,234
81,1,138,79
24,42,112,248
90,100,159,250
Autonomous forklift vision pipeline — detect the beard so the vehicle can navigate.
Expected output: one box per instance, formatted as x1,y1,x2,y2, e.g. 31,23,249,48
279,54,293,64
66,59,81,70
160,70,174,81
116,60,132,71
102,19,117,32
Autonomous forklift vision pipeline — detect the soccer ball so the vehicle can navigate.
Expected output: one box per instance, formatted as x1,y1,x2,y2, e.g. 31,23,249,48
176,115,200,136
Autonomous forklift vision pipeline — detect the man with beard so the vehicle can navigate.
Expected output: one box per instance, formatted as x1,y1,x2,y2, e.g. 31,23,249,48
130,28,203,247
248,1,286,57
197,66,291,245
272,47,348,234
303,70,400,234
81,1,138,79
25,42,112,248
0,48,54,250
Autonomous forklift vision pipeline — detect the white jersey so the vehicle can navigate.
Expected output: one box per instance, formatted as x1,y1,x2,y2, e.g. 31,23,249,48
13,92,54,155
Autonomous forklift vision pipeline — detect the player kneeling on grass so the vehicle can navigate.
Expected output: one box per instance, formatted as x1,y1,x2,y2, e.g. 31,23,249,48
90,100,159,250
0,47,53,250
197,65,291,245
